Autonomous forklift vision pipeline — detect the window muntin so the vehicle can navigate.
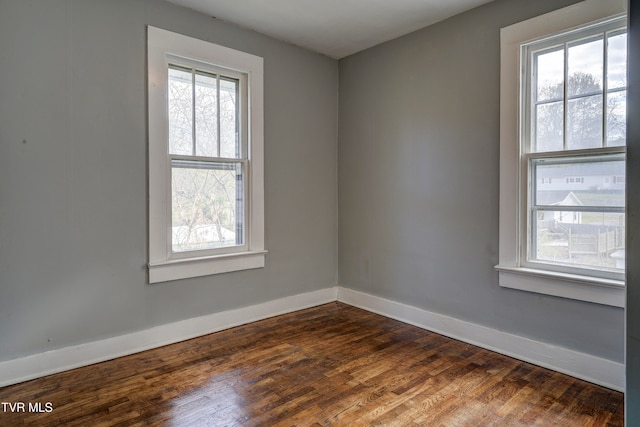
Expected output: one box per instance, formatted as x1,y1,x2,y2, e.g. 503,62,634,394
166,62,247,257
147,26,265,283
529,154,625,273
522,18,627,278
529,25,627,153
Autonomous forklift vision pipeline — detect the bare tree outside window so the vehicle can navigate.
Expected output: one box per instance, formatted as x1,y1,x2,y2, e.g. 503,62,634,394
533,31,627,153
528,27,627,271
168,65,243,252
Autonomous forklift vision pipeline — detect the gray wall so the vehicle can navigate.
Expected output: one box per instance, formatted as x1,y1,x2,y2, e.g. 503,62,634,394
338,0,625,362
0,0,630,380
627,0,639,422
0,0,338,362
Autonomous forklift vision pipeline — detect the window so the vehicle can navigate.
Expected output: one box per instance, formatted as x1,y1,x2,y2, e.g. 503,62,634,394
498,0,626,307
147,26,266,283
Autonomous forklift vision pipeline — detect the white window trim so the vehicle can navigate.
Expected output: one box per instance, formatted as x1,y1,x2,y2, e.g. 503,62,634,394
147,26,266,283
497,0,626,307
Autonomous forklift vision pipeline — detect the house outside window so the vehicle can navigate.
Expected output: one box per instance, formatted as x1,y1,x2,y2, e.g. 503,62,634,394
497,0,627,307
147,27,266,283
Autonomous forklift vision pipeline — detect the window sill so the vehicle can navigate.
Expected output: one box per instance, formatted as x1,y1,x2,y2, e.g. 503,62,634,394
149,250,267,284
495,265,624,308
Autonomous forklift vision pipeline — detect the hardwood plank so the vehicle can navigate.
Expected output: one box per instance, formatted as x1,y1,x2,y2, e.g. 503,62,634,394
0,302,623,426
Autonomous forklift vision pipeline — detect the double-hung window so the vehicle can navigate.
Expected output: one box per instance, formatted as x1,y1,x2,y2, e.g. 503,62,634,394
147,27,265,283
498,0,627,307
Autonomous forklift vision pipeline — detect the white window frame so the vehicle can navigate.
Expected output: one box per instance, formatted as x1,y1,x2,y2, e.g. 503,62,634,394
147,26,266,283
497,0,626,307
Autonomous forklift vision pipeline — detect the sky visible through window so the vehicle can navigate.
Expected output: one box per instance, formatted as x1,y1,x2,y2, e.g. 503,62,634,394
530,28,626,272
534,31,627,152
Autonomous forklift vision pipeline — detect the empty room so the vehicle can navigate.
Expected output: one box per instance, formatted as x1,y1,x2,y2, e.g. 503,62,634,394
1,0,639,425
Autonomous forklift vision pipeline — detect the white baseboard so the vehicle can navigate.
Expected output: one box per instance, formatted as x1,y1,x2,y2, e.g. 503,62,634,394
337,287,624,392
0,285,624,392
0,287,338,388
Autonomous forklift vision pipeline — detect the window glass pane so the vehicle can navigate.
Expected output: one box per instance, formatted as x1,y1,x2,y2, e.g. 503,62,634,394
195,72,218,157
534,158,625,207
521,20,627,278
168,67,193,155
171,160,244,252
220,78,239,158
567,95,602,150
535,48,564,102
535,101,564,152
607,90,626,147
568,37,603,97
534,211,624,270
607,32,627,90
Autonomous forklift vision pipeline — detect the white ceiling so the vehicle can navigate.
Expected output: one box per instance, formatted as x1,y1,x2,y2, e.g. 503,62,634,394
168,0,495,59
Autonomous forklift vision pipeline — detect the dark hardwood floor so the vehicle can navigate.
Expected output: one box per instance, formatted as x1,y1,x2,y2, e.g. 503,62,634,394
0,302,624,426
